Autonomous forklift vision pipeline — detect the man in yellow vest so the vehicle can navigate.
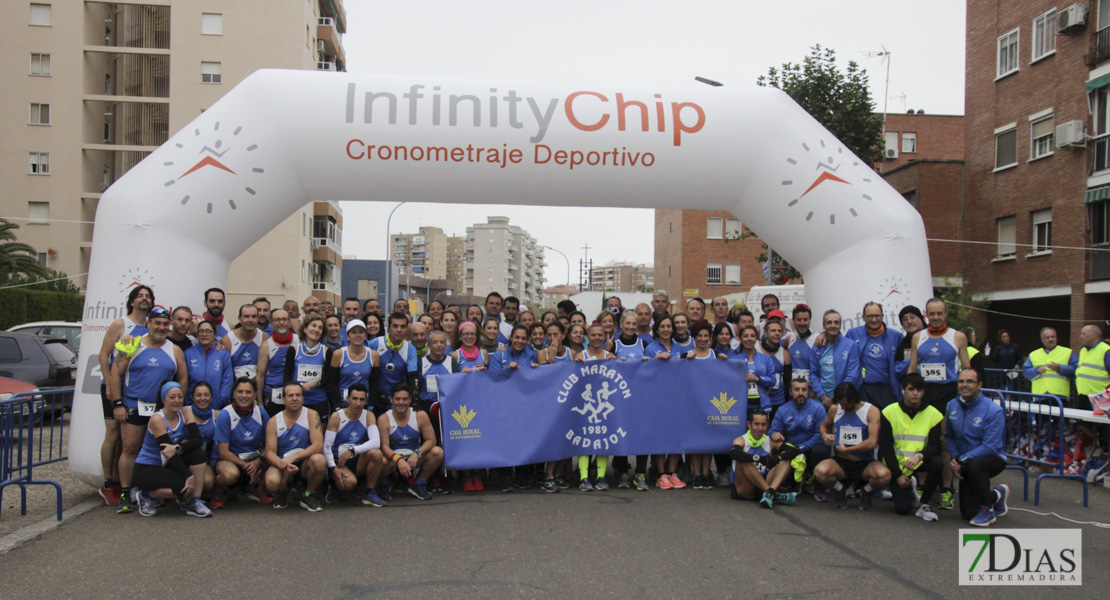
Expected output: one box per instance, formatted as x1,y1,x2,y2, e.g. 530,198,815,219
1022,327,1077,400
1076,325,1110,409
879,372,944,521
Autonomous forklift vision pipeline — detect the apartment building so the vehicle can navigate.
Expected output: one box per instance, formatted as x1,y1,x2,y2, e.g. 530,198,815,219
465,217,545,305
2,0,348,312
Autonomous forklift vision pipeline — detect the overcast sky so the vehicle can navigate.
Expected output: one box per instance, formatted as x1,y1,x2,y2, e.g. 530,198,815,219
337,0,966,285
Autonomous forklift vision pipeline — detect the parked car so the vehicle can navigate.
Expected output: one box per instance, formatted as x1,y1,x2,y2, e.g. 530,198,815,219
0,375,45,423
7,321,82,350
0,332,77,412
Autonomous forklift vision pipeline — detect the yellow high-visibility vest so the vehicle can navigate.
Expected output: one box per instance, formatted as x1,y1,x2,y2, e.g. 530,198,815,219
881,402,943,476
1077,342,1110,395
1027,346,1073,397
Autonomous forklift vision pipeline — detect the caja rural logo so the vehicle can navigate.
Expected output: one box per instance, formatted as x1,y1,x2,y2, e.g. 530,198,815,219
708,392,741,426
958,529,1081,586
557,364,633,451
448,405,480,441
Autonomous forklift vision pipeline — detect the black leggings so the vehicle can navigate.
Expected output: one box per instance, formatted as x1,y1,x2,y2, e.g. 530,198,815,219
958,455,1007,520
892,455,944,515
613,455,648,475
132,447,208,498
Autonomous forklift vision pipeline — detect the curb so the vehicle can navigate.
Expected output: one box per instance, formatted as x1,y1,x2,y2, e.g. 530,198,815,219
0,500,100,555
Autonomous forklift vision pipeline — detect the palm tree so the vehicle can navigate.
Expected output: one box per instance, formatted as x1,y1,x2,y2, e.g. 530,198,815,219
0,219,50,282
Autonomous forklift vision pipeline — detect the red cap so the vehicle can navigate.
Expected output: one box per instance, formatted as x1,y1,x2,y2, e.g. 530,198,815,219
766,310,787,320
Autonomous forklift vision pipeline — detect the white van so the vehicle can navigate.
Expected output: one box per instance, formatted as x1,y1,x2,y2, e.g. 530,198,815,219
744,285,806,321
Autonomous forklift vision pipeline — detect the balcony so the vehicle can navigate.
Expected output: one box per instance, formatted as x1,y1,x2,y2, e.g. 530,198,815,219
316,17,345,64
1088,26,1110,67
317,61,336,71
1092,243,1110,280
312,279,341,297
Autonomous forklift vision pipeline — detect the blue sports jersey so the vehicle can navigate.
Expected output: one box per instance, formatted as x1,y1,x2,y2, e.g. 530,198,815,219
387,410,421,452
834,402,875,462
190,405,216,458
672,336,695,357
333,409,371,462
102,317,147,384
290,343,328,406
337,346,374,407
917,329,960,385
489,346,536,370
612,336,645,360
264,337,297,394
183,343,233,410
135,410,187,467
275,409,312,459
418,355,455,402
122,341,177,412
370,337,417,399
228,329,264,381
759,345,787,407
213,405,268,462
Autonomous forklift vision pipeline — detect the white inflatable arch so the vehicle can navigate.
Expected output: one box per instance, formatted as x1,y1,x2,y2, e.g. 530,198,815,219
70,70,931,484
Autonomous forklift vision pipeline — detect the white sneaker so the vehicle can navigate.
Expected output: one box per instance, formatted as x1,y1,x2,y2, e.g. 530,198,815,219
137,491,157,517
186,498,212,518
915,503,938,522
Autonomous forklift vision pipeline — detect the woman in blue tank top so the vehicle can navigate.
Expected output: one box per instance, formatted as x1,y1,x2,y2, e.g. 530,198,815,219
608,311,648,361
284,314,332,418
452,321,489,372
188,381,217,495
671,313,695,356
538,321,573,365
131,382,212,517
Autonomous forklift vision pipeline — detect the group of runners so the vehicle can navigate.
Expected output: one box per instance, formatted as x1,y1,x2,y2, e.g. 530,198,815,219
93,285,1047,528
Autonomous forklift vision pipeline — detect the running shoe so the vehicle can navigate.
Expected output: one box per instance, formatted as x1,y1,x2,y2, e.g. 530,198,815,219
656,474,674,490
361,490,386,507
408,481,433,501
98,483,121,506
462,477,476,492
579,478,594,492
970,505,996,527
859,489,873,510
272,489,289,509
834,485,848,509
117,490,134,514
541,477,559,493
185,498,212,518
993,484,1009,517
430,478,445,494
618,473,631,489
554,476,570,490
377,480,392,501
815,490,829,502
245,485,272,504
473,475,485,492
300,491,323,512
716,472,730,488
759,490,774,509
514,477,532,491
915,503,939,522
774,492,797,506
875,487,893,501
594,478,610,491
633,473,649,491
938,490,955,510
209,489,228,509
668,473,687,490
137,491,157,517
501,476,515,493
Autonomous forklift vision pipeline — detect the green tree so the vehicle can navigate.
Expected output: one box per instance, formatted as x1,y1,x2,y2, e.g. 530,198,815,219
743,45,885,282
935,278,989,333
0,219,50,283
633,283,653,293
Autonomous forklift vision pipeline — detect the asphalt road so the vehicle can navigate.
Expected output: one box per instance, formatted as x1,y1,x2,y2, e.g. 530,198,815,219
1,469,1105,599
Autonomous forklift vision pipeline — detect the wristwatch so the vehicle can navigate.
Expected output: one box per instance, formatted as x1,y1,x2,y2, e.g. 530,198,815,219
173,444,182,454
414,449,422,459
348,448,357,459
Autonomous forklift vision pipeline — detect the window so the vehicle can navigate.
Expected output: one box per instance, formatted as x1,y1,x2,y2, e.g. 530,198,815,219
201,62,221,84
995,126,1017,170
201,13,223,35
884,131,898,153
30,3,51,26
725,218,741,238
1031,115,1054,159
724,264,741,285
36,252,48,267
706,263,722,285
997,29,1020,78
1090,199,1110,245
28,152,49,174
1095,87,1110,172
301,259,306,282
706,217,723,239
29,103,50,125
901,132,917,153
1032,10,1057,61
28,202,49,223
1031,209,1052,254
29,53,50,75
997,216,1016,258
0,337,23,362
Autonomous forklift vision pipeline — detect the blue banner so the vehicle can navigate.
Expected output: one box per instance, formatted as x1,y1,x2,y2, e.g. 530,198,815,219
437,359,749,470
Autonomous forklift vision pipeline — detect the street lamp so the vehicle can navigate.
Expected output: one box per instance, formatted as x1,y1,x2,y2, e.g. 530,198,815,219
541,245,570,306
384,201,406,309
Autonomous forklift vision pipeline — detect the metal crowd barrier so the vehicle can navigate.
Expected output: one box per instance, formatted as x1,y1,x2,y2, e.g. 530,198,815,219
981,388,1089,508
0,388,72,521
983,368,1032,394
